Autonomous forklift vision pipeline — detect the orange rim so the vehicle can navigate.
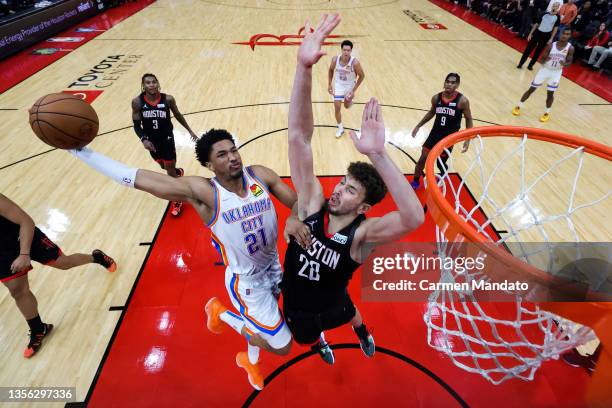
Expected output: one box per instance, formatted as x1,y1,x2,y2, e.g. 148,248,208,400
424,125,612,320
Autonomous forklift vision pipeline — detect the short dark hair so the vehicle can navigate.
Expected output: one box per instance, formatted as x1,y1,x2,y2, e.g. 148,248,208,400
445,72,460,84
347,162,387,206
141,73,158,92
341,40,353,49
563,27,573,33
195,129,235,165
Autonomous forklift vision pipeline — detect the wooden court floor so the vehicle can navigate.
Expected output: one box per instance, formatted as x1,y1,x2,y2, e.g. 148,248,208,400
0,0,610,406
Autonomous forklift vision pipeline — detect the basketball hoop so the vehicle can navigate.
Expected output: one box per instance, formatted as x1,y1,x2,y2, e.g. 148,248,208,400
423,126,612,404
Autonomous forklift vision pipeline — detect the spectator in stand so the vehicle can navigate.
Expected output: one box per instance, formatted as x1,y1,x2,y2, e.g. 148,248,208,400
592,0,609,21
572,1,594,39
518,2,561,69
495,0,521,29
558,0,579,38
579,22,610,59
587,36,612,69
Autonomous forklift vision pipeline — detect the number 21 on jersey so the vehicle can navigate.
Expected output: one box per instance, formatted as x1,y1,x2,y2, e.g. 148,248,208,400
244,228,267,255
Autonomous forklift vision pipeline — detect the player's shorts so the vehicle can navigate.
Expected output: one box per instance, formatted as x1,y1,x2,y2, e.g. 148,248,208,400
225,259,292,349
148,132,177,164
283,290,356,345
531,67,563,91
423,130,457,151
333,82,355,102
0,227,62,283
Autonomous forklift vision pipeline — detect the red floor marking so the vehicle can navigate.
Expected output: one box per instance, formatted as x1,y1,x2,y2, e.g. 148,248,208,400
87,176,590,407
0,0,155,95
429,0,612,103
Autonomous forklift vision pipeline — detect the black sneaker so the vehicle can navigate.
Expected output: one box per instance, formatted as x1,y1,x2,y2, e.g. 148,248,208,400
92,249,117,272
176,168,184,177
355,327,376,357
311,339,335,365
24,323,53,358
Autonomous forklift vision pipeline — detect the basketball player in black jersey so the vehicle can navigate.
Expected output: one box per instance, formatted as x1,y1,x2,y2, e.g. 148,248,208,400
410,73,473,189
282,14,424,364
132,73,199,216
0,194,116,358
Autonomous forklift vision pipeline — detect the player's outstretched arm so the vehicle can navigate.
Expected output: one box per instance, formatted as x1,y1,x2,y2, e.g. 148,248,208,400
167,95,198,142
289,13,341,219
68,147,207,203
350,98,424,245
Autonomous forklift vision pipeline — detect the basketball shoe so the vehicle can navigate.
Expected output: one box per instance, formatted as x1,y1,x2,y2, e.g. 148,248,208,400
24,323,53,358
311,335,335,365
92,249,117,272
236,351,264,390
204,297,228,334
512,106,521,116
539,113,550,122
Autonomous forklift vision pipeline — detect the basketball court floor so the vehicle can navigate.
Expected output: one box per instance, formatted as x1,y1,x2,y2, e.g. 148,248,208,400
0,0,611,407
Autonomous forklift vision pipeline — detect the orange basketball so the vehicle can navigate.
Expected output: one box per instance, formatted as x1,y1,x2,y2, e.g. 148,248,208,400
29,93,99,149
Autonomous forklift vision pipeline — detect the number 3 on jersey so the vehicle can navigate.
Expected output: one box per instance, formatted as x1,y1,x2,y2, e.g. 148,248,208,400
297,254,320,281
152,119,159,129
245,228,268,255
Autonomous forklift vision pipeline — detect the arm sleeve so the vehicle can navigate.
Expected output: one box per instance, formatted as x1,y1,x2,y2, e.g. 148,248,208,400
69,147,138,188
133,120,148,141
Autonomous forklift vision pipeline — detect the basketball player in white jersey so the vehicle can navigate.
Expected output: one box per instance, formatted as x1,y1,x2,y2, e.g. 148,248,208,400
328,40,365,138
512,27,574,123
66,129,309,391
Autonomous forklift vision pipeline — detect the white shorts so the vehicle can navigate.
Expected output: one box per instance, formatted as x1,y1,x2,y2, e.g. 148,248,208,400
531,67,563,91
224,259,291,349
333,82,355,101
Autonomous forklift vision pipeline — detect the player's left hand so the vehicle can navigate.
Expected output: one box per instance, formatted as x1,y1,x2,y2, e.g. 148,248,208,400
189,131,198,142
284,216,312,248
349,97,386,156
297,14,341,67
10,254,31,274
461,140,470,153
345,91,354,102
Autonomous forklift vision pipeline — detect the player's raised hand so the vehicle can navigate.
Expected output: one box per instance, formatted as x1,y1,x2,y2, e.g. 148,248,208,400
349,97,386,156
297,13,341,68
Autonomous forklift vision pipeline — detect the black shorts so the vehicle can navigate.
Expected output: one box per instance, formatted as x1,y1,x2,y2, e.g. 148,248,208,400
283,292,356,345
423,130,457,151
0,227,62,283
148,132,176,164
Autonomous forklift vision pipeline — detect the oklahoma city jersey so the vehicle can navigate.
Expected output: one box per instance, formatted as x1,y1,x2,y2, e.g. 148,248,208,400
544,42,571,70
208,167,278,275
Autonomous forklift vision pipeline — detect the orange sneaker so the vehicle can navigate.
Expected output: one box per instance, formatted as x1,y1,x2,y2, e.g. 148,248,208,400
236,351,264,390
24,323,53,358
171,201,183,216
204,297,228,334
92,249,117,272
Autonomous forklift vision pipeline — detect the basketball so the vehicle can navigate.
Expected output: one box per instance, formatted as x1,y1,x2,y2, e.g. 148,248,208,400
28,93,99,149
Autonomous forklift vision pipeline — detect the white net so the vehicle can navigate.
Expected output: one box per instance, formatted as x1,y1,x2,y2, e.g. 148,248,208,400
423,132,612,385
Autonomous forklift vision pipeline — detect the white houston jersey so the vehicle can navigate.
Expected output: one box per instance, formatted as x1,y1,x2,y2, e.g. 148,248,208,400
334,55,357,86
208,167,279,275
544,42,571,70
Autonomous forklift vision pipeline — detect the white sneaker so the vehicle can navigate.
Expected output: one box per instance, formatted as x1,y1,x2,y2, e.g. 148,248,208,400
335,126,344,138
